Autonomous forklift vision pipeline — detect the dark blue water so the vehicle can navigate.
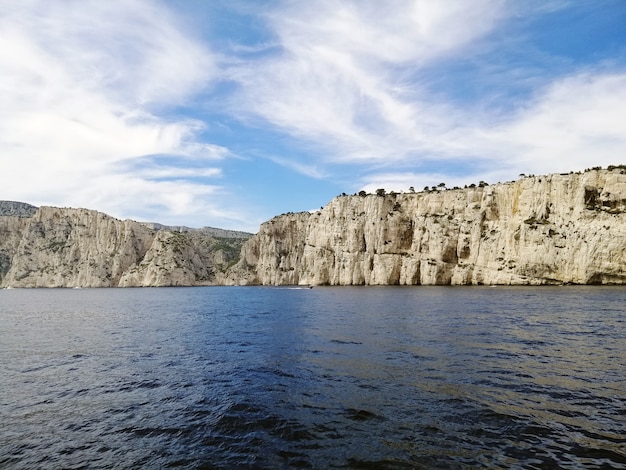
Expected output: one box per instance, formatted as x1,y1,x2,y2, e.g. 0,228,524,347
1,286,625,469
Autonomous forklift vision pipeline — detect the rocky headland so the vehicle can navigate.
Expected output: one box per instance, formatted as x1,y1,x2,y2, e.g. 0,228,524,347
1,167,625,287
226,168,626,286
0,203,251,288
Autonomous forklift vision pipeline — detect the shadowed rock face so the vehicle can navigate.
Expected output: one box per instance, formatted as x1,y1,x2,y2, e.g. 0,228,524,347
0,201,37,217
227,169,626,286
0,206,251,288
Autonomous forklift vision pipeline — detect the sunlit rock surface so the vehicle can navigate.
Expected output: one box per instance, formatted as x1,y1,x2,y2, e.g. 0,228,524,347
227,169,626,285
0,205,250,288
2,169,624,287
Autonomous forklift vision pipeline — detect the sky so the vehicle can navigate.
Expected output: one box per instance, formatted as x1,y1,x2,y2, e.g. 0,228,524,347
1,0,625,232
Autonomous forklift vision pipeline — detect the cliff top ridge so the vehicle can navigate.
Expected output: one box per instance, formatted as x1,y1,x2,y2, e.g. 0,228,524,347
140,222,253,239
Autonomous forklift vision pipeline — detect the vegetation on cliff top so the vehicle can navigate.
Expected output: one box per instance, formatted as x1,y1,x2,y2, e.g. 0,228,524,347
339,165,626,198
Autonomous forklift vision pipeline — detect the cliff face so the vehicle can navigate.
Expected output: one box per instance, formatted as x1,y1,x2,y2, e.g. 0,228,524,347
2,169,625,288
0,206,250,288
229,169,626,285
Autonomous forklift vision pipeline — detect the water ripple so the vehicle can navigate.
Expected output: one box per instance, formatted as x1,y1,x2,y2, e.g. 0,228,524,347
1,286,625,468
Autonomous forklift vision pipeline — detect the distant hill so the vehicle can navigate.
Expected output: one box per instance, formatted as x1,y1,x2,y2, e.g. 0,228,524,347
141,222,252,239
0,201,37,217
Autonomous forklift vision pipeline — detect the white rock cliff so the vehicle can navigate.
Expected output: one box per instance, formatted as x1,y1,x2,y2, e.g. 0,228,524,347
228,169,626,285
0,206,249,288
1,169,624,287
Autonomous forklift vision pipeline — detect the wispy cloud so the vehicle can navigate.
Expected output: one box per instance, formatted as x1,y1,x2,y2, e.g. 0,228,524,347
229,0,626,186
356,70,626,190
486,72,626,173
266,156,327,179
1,0,624,230
230,0,507,164
0,0,254,228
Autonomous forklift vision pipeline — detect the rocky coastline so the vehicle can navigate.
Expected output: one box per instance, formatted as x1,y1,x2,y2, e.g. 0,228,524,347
226,168,626,286
1,167,625,287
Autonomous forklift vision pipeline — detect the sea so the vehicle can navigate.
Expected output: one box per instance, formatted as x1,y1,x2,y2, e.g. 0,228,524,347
1,286,624,469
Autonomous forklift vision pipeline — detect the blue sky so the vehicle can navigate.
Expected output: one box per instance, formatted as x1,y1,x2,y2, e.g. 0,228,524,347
1,0,625,232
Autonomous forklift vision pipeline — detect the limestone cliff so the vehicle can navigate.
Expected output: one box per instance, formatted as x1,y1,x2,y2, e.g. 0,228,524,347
228,168,626,285
0,205,250,288
2,168,625,288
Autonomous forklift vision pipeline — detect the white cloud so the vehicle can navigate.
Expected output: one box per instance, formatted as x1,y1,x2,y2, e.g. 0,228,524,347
266,156,327,179
2,0,624,230
1,0,213,106
230,0,506,164
229,1,626,182
486,72,626,174
358,70,626,193
134,167,223,180
0,0,237,227
266,0,505,66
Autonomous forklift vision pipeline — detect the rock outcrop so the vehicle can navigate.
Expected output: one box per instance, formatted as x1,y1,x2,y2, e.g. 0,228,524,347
228,168,626,285
2,168,625,288
0,206,250,288
0,201,37,217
